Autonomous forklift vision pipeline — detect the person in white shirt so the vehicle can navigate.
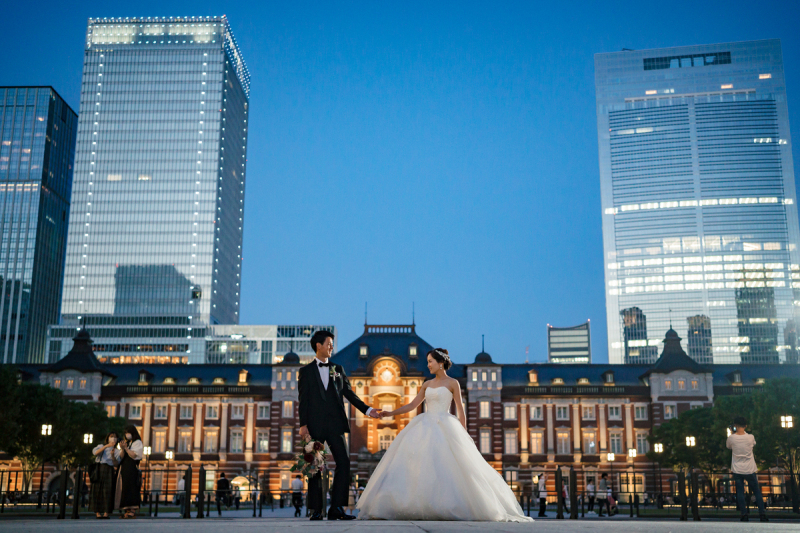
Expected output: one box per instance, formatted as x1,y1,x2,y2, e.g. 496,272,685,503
291,475,305,517
726,416,768,522
177,475,186,515
537,473,548,517
586,479,596,513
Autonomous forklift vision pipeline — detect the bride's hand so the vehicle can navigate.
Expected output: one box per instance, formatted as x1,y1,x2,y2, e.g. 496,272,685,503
380,411,394,418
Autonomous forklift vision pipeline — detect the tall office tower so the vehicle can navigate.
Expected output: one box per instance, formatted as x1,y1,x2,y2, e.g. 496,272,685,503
686,315,713,364
547,321,592,363
0,87,77,364
60,16,250,332
596,40,800,364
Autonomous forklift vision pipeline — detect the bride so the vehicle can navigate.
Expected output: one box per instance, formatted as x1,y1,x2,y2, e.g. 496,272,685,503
356,348,533,521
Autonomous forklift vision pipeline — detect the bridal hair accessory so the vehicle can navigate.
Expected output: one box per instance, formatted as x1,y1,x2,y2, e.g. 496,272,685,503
434,349,450,363
290,438,328,478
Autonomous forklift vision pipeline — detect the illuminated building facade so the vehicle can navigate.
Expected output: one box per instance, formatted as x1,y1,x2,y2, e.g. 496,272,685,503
596,40,800,364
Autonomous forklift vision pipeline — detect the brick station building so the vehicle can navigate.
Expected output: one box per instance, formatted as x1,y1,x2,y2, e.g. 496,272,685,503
4,323,798,502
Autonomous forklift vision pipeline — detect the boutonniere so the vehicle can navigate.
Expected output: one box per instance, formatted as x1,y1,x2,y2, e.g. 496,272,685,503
330,367,341,381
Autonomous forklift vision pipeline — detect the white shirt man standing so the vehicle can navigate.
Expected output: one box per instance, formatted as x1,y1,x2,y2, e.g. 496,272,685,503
726,416,768,522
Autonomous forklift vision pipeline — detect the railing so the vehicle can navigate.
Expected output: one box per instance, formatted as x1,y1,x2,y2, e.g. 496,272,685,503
2,465,798,520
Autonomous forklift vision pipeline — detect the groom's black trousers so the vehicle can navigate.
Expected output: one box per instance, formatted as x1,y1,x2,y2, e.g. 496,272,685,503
307,430,350,511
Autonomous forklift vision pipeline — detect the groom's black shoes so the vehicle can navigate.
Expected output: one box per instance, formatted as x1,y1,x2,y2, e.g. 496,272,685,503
309,511,323,520
328,506,356,520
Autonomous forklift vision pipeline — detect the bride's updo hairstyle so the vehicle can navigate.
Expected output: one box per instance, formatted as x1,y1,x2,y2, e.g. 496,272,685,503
427,348,452,370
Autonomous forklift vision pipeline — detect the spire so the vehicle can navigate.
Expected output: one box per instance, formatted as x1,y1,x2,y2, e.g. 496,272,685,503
482,334,485,352
412,302,415,326
364,302,368,326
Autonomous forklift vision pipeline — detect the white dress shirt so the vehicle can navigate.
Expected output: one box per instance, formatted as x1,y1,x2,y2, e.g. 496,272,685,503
291,478,304,491
315,357,373,417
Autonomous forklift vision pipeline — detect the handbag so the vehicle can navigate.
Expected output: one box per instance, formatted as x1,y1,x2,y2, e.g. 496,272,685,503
89,454,102,483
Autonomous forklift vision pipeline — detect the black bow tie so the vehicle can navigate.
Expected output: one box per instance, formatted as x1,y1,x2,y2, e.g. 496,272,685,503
318,362,331,367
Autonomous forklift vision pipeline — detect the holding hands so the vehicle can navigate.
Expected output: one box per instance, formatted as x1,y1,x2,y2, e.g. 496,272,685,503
368,409,384,419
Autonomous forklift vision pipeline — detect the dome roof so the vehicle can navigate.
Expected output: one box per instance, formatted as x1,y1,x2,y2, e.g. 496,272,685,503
664,327,680,340
474,351,493,364
281,351,300,364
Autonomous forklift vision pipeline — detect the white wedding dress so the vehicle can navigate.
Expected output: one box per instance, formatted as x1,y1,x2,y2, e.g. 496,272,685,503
356,387,533,521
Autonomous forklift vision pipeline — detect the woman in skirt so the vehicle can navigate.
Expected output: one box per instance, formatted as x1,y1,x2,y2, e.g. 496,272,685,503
89,432,119,518
115,426,144,519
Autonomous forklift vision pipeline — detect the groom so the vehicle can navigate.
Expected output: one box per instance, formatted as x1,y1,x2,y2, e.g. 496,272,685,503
299,330,382,520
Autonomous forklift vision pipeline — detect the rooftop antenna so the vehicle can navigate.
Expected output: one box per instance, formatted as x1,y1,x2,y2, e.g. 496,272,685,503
482,334,485,352
669,308,673,329
365,302,368,326
412,302,415,326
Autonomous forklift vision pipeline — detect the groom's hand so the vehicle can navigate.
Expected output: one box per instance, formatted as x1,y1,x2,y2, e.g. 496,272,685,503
299,425,310,440
368,409,383,419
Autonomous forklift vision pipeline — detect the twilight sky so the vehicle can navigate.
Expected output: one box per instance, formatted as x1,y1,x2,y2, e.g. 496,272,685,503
2,1,800,364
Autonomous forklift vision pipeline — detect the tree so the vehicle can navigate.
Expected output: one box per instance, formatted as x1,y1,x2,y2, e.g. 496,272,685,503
647,407,727,473
0,366,22,455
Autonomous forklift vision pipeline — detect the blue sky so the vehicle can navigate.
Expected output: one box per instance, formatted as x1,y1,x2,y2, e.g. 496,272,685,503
3,1,800,364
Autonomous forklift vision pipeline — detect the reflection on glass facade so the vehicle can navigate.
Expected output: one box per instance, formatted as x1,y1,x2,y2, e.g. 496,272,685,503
547,321,592,363
60,16,250,329
596,40,800,364
0,87,77,363
46,323,336,365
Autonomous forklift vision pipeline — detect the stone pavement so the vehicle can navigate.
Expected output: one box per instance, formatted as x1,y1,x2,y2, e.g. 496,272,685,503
0,515,797,533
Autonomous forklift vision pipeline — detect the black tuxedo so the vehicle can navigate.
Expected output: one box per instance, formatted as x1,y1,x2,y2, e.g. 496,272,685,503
298,360,371,511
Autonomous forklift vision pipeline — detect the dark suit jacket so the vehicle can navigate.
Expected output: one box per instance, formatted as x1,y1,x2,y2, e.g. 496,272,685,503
298,360,371,436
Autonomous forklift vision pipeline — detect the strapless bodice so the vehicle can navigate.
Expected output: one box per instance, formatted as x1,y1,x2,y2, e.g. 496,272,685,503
424,386,453,414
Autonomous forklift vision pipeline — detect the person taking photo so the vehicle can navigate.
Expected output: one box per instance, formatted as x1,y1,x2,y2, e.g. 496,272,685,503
726,416,768,522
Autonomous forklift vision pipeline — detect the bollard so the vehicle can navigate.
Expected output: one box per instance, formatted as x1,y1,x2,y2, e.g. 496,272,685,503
555,468,564,519
70,468,82,519
197,466,205,518
183,465,192,519
154,493,159,517
678,470,688,521
634,493,640,518
58,468,68,519
690,471,701,521
569,467,578,519
629,490,634,517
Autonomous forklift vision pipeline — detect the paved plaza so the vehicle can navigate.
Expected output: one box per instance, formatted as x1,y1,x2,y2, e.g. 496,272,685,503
0,515,798,533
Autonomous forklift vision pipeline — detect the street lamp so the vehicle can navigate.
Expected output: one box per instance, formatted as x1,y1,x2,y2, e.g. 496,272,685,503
781,416,794,429
628,448,637,458
165,450,174,460
654,443,663,453
143,446,152,501
686,436,696,447
38,424,52,508
653,443,663,506
607,453,615,493
83,433,93,444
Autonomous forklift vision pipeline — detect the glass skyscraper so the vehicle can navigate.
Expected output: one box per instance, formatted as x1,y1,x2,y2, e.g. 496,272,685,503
596,40,800,365
0,87,77,364
60,16,250,333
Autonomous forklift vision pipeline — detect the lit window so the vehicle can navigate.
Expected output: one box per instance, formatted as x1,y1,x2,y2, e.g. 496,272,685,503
152,430,166,453
664,405,676,420
53,378,61,388
678,380,686,390
178,430,192,453
491,371,497,381
504,430,518,454
479,401,490,419
665,379,673,390
530,432,544,454
256,431,269,453
557,431,571,454
479,428,491,454
281,429,293,453
481,371,487,381
359,345,368,357
106,404,116,417
472,371,478,382
504,404,517,420
230,431,243,453
379,434,394,450
583,431,597,454
204,431,218,453
79,378,87,390
66,378,74,389
409,345,417,357
691,380,699,390
530,406,543,420
759,73,771,79
283,400,293,418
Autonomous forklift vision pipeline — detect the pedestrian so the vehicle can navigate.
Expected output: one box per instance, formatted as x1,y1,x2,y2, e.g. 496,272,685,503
596,473,611,517
726,416,769,522
216,472,231,516
177,474,186,515
562,482,570,513
291,475,304,517
233,485,241,510
89,432,119,518
537,473,548,517
586,478,596,513
115,426,143,519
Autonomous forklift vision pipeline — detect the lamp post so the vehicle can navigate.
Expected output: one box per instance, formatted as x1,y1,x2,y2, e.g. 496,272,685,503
165,451,174,506
654,443,663,505
83,433,93,444
627,449,637,501
37,424,52,508
607,453,615,494
780,416,798,513
143,446,152,502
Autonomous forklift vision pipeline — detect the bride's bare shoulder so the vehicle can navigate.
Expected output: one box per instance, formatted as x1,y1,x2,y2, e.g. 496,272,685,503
446,377,460,389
